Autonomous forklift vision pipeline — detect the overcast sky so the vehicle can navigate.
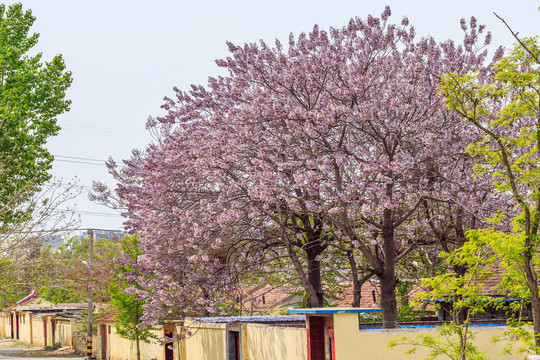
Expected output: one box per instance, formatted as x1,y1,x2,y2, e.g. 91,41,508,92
3,0,539,232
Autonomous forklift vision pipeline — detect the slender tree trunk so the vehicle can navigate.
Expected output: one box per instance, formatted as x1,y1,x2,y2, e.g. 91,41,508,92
380,208,398,328
136,333,141,360
460,324,468,360
350,258,373,308
524,255,540,348
135,300,141,360
348,253,367,308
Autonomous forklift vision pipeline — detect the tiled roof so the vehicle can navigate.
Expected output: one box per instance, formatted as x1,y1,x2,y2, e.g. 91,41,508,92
94,310,117,322
330,281,382,308
481,263,507,296
238,284,302,313
194,315,306,323
3,297,54,312
56,303,89,308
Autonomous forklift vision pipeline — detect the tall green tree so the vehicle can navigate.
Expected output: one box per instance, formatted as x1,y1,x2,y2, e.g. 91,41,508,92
440,36,540,347
108,235,156,360
0,2,72,228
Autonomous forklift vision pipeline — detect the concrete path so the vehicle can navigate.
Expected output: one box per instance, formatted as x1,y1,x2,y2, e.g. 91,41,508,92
0,340,82,359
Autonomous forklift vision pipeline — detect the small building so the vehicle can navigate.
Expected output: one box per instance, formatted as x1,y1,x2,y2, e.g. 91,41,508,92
0,291,87,348
93,310,165,360
192,315,306,360
289,307,381,360
289,307,528,360
93,313,306,360
0,291,56,343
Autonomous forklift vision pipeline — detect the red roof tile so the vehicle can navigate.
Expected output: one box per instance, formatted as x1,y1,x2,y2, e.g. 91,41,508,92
94,310,117,322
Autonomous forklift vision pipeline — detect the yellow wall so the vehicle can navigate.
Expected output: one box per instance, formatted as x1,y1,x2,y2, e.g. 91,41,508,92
55,319,72,347
4,311,532,360
246,323,306,360
96,321,164,360
0,313,9,338
17,312,32,343
333,313,525,360
31,316,45,346
45,318,54,347
184,320,227,360
55,318,82,348
1,311,34,343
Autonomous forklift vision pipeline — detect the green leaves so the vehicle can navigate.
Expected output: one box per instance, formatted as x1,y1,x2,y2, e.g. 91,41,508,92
107,235,157,345
388,325,489,360
440,39,540,215
0,3,72,228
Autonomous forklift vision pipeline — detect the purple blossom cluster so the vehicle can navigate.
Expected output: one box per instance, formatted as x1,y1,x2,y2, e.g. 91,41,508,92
92,8,507,327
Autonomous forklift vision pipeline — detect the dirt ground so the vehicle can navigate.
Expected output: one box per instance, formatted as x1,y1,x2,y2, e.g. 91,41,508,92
0,339,82,359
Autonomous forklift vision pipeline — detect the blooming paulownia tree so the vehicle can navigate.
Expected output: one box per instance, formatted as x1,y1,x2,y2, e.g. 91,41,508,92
95,8,496,328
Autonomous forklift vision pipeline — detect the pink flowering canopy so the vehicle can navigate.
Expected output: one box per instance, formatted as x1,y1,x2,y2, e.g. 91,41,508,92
94,7,504,327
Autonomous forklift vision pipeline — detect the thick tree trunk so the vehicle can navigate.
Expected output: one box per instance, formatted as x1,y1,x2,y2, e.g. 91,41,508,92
379,272,397,328
380,208,398,328
307,258,324,307
287,242,324,308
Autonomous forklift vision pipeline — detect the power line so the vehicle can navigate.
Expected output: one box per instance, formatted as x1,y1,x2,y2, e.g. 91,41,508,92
54,159,105,166
53,154,105,166
59,209,122,217
54,155,105,162
76,210,122,217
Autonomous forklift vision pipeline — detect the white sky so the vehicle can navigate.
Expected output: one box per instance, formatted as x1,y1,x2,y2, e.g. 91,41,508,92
3,0,539,231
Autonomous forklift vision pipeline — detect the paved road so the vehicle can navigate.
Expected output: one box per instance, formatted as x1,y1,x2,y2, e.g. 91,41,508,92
0,340,82,360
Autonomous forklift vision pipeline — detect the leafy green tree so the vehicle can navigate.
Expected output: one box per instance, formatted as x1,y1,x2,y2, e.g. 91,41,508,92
0,243,67,307
390,237,498,360
0,3,72,228
439,36,540,347
0,234,122,308
108,235,156,360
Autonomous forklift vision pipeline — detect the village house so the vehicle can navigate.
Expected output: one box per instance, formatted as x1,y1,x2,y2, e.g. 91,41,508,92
93,312,306,360
290,307,527,360
0,290,87,348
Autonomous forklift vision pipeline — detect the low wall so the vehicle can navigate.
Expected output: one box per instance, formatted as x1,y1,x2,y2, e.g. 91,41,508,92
184,321,227,360
333,313,527,360
95,321,164,360
246,323,306,360
73,332,88,355
0,313,6,338
6,311,534,360
55,319,82,348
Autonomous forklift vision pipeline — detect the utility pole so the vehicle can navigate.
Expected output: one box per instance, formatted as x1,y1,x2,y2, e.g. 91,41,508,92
87,229,94,360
